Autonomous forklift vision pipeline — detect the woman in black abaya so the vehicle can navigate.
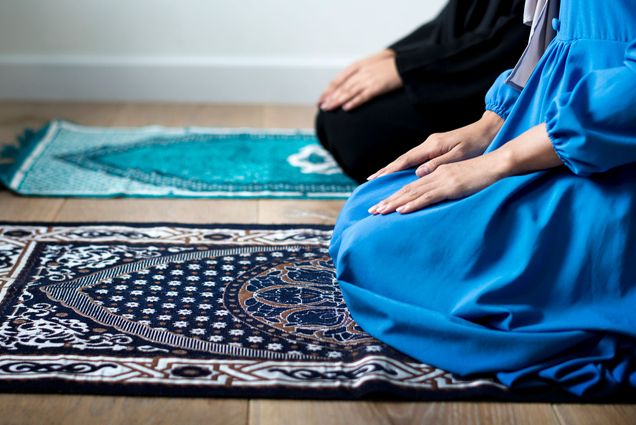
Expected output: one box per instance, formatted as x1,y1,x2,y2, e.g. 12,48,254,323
316,0,529,183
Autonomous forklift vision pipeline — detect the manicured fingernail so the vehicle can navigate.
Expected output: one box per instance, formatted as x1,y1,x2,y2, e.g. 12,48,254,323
368,205,377,214
396,206,405,213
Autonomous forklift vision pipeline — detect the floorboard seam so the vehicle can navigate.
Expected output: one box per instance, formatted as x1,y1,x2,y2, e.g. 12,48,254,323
551,404,569,425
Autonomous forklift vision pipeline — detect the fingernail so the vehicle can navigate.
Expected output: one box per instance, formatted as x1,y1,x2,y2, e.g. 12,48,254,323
367,169,383,180
416,164,430,176
369,203,383,213
396,206,405,213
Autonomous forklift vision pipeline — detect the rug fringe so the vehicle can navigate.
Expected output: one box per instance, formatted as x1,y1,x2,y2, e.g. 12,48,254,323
0,122,52,188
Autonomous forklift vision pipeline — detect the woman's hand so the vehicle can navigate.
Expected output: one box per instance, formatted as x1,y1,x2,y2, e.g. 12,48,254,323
319,49,402,111
368,124,563,215
368,153,508,215
367,111,505,180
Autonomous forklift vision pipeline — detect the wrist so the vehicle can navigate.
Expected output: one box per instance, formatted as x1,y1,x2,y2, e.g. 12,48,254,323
479,111,505,136
468,111,504,150
487,145,517,180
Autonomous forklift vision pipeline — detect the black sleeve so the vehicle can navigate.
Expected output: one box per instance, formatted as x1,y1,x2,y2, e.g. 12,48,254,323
388,0,529,107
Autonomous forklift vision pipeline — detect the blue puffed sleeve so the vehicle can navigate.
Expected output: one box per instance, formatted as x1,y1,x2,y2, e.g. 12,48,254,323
545,39,636,176
484,69,523,120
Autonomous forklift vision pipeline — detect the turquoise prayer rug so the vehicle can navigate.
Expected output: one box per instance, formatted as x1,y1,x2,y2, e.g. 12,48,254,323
0,222,624,402
0,121,357,199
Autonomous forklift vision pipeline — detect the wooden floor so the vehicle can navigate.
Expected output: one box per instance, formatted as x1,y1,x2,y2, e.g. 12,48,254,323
0,102,633,425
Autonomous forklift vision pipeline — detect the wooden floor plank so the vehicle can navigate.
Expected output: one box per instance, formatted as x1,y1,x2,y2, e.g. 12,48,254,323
248,400,562,425
553,404,636,425
0,191,64,221
258,199,343,224
0,101,126,126
54,198,259,223
0,394,248,425
112,103,265,128
262,104,316,129
0,102,266,150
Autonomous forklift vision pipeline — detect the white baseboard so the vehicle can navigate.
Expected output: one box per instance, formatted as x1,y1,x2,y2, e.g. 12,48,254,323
0,55,350,104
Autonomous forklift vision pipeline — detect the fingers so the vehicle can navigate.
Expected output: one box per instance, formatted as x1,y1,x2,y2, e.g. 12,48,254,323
342,90,372,111
367,134,455,181
320,56,393,110
368,178,435,214
321,79,364,111
318,90,331,106
319,79,346,106
367,154,502,215
367,145,435,181
342,58,399,111
368,179,446,215
415,145,463,177
396,190,446,214
368,189,416,215
331,64,359,89
319,65,359,107
367,153,418,180
318,83,337,106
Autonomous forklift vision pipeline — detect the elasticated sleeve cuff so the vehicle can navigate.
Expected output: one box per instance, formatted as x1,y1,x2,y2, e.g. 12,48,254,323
484,70,522,121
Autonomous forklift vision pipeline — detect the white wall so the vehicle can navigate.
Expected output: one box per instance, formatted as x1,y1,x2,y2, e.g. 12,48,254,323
0,0,446,104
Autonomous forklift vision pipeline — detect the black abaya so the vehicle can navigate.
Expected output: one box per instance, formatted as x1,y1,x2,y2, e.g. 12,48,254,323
316,0,529,183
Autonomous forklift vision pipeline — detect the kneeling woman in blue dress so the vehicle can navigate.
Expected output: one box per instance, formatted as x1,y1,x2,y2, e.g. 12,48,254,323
330,0,636,396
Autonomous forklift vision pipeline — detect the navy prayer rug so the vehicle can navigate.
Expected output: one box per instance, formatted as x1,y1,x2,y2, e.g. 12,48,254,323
0,222,595,401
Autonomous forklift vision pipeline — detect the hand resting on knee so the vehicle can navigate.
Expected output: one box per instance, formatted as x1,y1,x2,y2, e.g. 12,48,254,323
318,49,403,112
367,111,505,180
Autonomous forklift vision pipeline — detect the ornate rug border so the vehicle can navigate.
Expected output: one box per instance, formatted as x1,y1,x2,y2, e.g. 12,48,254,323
1,222,633,403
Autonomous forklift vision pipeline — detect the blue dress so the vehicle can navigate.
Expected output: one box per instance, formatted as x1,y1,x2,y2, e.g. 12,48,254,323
330,0,636,397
